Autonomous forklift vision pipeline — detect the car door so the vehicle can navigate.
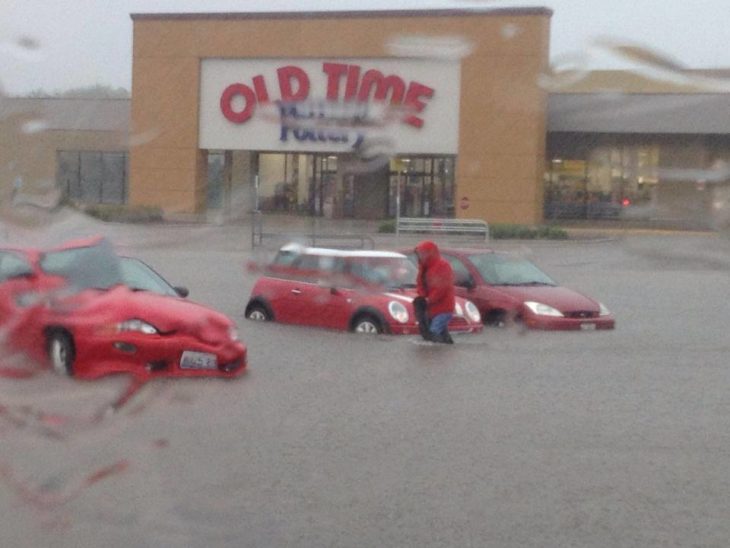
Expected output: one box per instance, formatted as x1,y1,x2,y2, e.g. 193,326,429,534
303,254,352,330
267,254,324,326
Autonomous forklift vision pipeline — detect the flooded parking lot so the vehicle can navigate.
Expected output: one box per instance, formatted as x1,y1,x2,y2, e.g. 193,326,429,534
2,223,730,547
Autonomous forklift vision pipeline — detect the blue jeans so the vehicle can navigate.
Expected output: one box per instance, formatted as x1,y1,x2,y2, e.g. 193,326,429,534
429,313,453,336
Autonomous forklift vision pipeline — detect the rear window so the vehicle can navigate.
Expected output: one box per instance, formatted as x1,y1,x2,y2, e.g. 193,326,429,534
39,239,123,290
0,251,33,282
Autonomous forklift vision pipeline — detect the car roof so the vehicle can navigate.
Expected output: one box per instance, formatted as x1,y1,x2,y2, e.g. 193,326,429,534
279,243,406,259
47,235,107,252
400,246,497,256
439,247,496,254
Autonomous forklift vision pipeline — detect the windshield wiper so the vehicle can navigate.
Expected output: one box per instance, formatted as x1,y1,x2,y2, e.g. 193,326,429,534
493,281,556,286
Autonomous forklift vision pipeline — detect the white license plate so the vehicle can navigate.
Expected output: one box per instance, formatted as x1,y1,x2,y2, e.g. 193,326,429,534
180,351,218,370
580,323,596,331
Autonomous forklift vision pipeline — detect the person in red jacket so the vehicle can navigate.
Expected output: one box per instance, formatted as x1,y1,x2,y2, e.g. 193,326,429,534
414,240,455,343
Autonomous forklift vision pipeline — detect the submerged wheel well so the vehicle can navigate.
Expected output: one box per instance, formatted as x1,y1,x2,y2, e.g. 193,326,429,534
483,308,522,327
349,308,388,333
245,298,274,320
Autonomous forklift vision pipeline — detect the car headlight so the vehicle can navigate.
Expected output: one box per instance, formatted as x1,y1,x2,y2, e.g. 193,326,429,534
117,319,159,335
465,300,481,323
229,325,240,341
388,301,409,324
454,302,464,316
524,301,564,317
599,302,611,316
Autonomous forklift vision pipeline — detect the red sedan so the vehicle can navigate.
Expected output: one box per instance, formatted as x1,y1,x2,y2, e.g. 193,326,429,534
245,244,483,335
0,237,247,380
404,247,615,331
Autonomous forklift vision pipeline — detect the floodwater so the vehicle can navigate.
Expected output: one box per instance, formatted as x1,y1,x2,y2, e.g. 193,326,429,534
2,218,730,547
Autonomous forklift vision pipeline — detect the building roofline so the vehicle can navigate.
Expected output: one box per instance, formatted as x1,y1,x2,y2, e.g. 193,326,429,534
2,96,130,102
130,7,553,22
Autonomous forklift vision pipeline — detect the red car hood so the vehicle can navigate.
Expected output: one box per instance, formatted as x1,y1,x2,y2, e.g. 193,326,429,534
57,286,234,335
491,284,600,312
381,288,473,308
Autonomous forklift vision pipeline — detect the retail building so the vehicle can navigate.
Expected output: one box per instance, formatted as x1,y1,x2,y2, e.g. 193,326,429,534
2,9,729,230
128,8,552,223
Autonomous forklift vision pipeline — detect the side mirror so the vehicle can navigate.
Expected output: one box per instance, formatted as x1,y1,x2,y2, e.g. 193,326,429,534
174,286,189,298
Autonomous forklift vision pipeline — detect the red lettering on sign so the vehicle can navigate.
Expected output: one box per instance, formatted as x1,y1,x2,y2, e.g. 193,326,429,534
252,75,270,103
322,62,348,100
277,66,310,101
357,70,406,104
345,65,361,101
403,82,434,128
218,62,437,129
220,83,256,124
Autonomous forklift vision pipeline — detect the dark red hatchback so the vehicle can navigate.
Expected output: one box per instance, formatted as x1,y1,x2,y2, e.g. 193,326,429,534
405,247,615,331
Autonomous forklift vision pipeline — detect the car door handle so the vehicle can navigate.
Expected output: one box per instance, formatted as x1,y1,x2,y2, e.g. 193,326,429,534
291,289,302,295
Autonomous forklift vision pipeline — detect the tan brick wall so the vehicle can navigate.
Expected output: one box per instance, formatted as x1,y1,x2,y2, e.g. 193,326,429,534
0,110,127,201
130,10,551,221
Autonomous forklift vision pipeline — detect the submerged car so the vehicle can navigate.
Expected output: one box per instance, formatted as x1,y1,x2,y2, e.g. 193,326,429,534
405,247,615,331
245,243,483,335
0,236,247,380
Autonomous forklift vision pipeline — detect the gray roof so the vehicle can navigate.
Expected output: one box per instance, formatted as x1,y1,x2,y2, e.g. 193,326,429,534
548,93,730,134
0,97,130,133
131,8,552,21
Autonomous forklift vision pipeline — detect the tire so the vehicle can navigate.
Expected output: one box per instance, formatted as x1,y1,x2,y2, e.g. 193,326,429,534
484,309,508,328
48,330,75,377
246,302,272,322
352,314,383,334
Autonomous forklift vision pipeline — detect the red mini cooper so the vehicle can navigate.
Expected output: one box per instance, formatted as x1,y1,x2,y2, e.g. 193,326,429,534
245,244,483,335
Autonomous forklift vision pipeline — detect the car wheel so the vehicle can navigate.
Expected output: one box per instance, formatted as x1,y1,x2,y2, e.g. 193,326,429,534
353,314,382,334
246,303,271,321
48,331,75,377
484,309,508,328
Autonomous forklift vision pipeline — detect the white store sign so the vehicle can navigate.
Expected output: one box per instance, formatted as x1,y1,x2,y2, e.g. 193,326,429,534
199,58,460,154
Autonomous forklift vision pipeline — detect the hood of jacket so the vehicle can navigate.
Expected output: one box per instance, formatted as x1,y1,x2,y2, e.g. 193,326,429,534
414,240,441,269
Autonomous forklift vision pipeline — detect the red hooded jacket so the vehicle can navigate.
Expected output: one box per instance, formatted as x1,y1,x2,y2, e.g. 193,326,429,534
415,240,455,317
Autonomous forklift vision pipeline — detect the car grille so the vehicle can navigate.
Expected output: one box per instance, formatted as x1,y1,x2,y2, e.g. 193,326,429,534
565,310,599,319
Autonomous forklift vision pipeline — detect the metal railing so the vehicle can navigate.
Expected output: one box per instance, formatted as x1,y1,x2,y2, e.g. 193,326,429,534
251,210,375,249
396,217,490,241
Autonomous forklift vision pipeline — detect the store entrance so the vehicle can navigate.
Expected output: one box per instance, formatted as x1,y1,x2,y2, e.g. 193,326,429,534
309,155,391,219
388,157,456,218
205,150,456,220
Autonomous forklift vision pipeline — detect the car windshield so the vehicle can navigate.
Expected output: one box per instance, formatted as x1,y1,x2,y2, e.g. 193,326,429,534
118,256,178,297
468,253,557,286
39,238,124,291
347,256,417,288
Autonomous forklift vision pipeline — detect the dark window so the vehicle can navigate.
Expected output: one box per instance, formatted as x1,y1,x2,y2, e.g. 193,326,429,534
0,251,33,282
57,151,128,205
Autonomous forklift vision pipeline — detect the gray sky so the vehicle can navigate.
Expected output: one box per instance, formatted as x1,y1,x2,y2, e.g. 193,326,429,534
1,0,729,95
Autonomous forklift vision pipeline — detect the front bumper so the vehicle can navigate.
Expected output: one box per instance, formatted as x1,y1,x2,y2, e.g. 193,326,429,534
71,331,248,380
523,314,616,331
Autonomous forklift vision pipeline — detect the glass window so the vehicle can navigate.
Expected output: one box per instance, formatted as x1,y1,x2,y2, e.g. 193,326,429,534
118,257,178,297
0,252,33,282
40,239,123,290
57,151,128,205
